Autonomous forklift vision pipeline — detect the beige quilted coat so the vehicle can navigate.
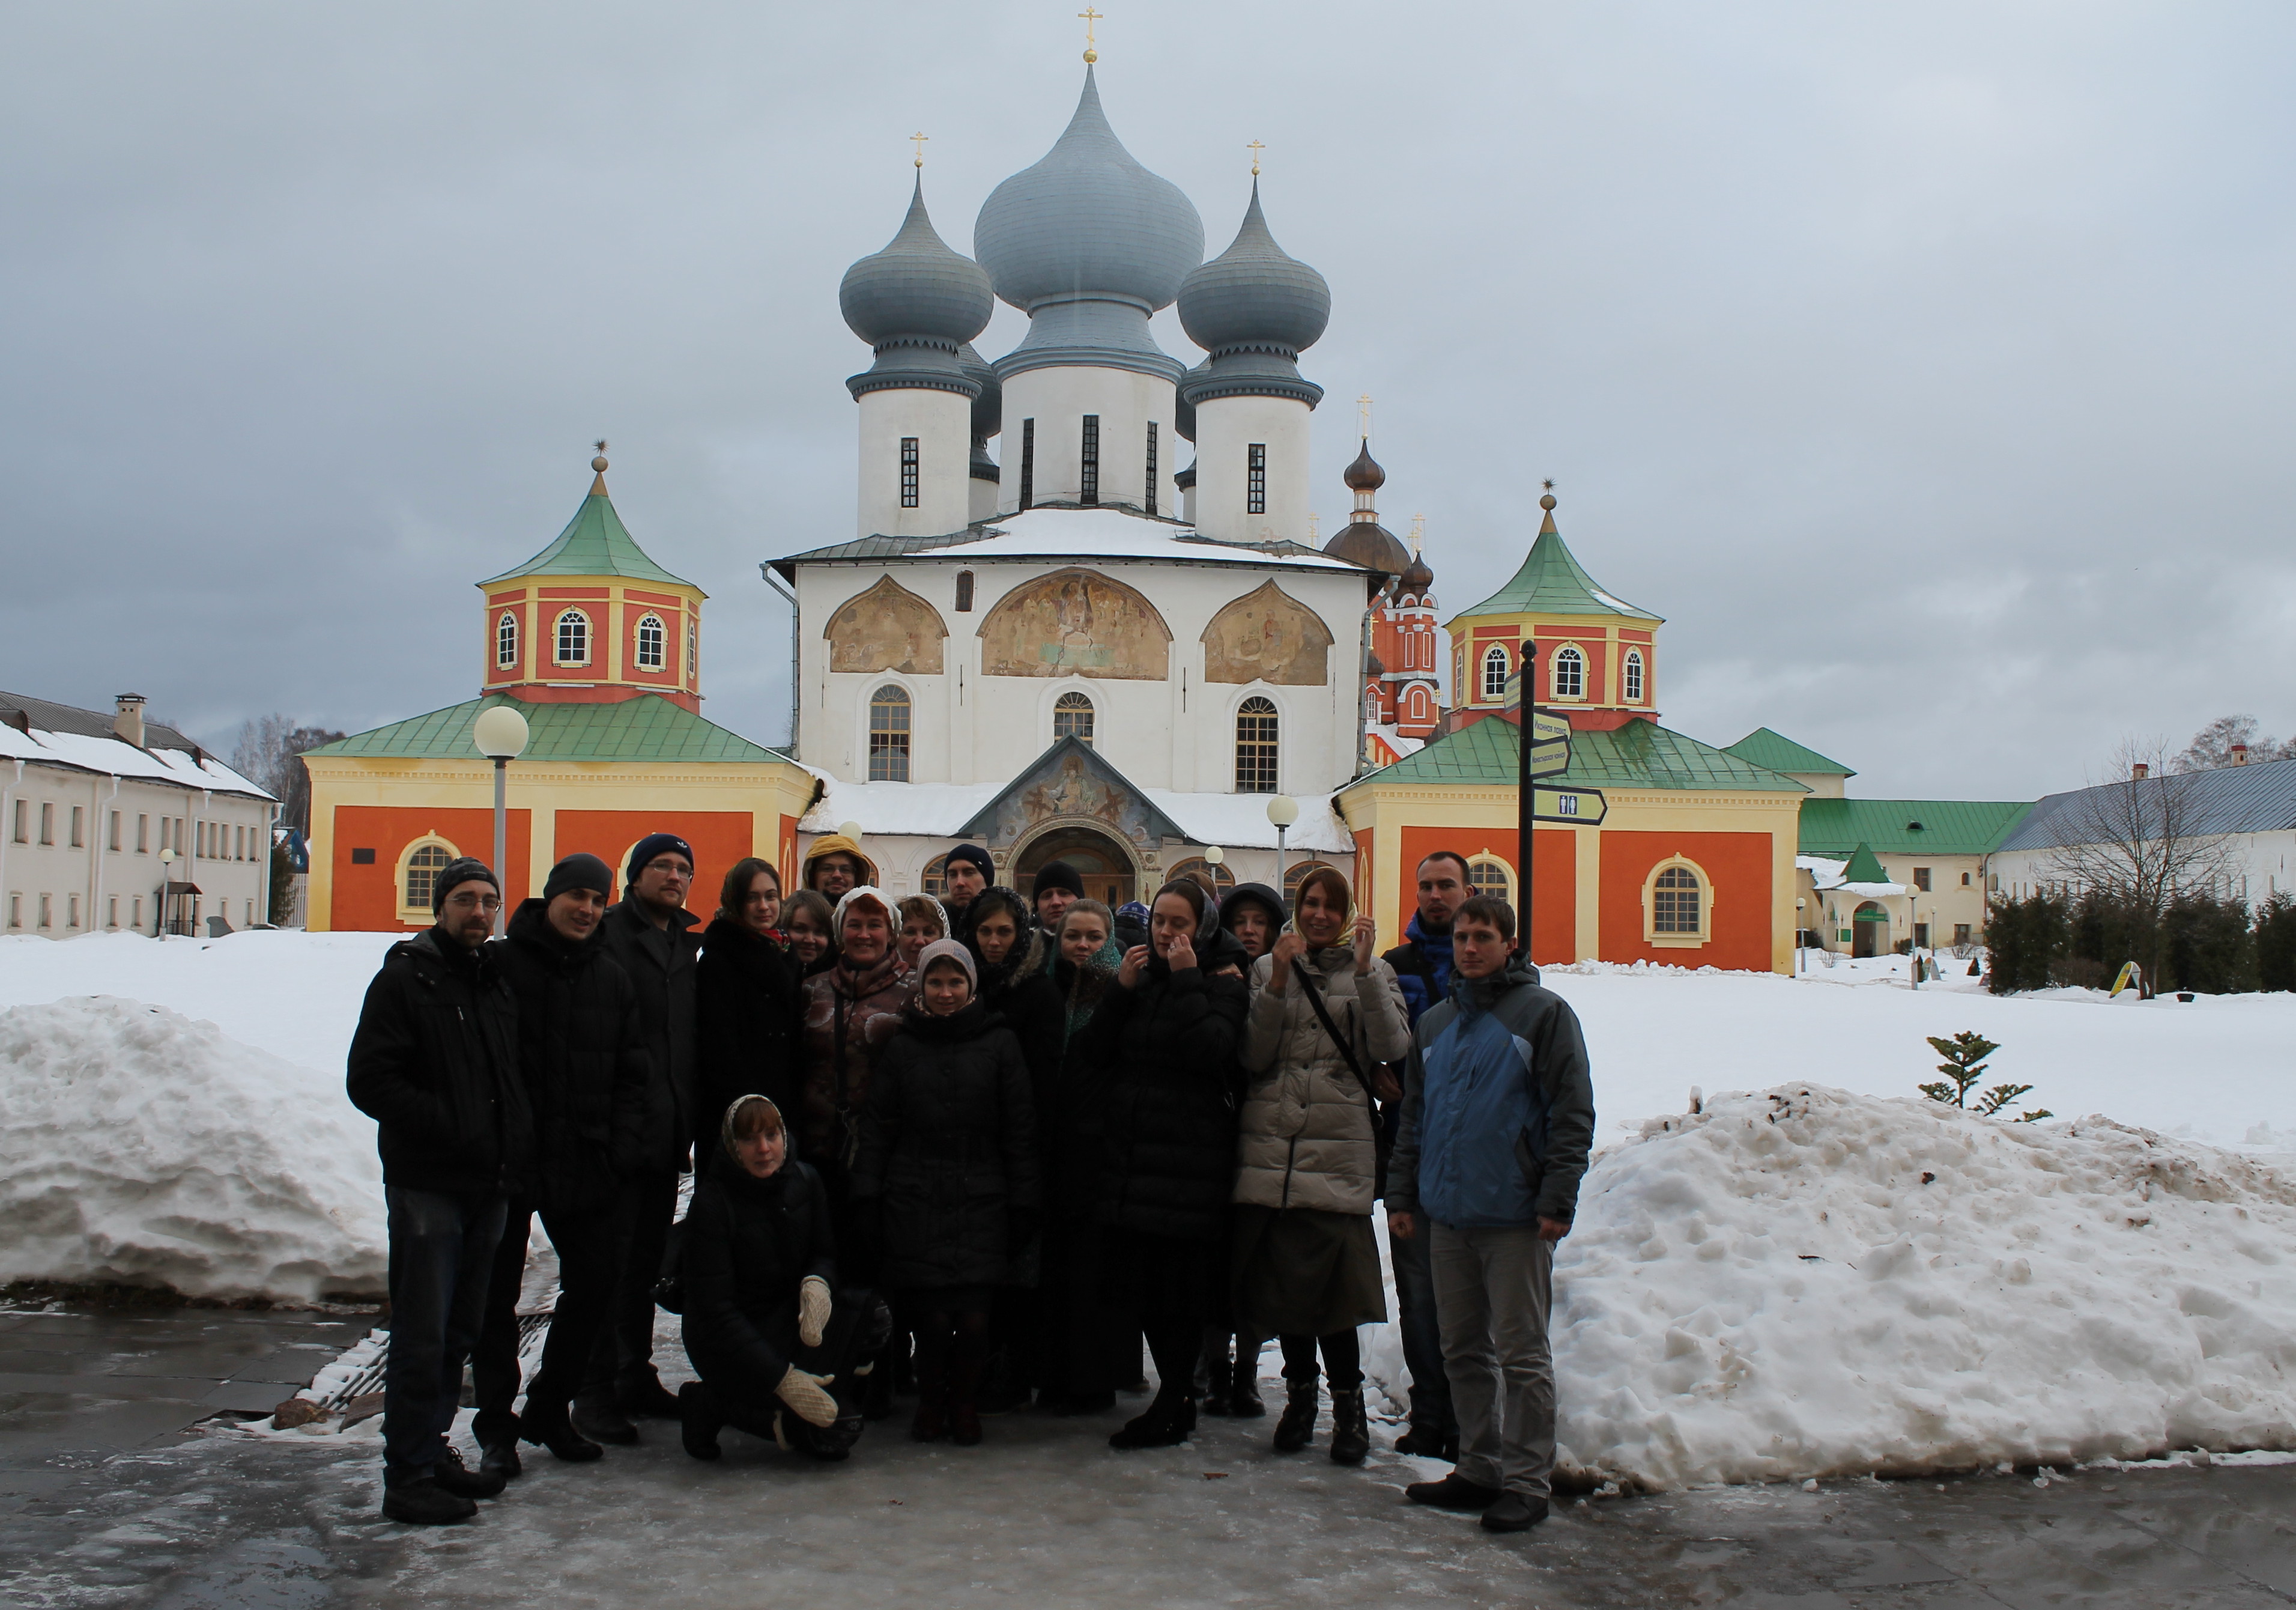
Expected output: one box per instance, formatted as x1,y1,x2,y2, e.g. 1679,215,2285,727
1234,944,1412,1215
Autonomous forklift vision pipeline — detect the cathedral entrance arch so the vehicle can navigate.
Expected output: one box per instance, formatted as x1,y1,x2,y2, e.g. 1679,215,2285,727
1851,901,1889,959
1014,824,1137,907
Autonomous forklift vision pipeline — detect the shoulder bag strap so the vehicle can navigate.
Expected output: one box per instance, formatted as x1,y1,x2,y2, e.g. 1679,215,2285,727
1297,966,1370,1094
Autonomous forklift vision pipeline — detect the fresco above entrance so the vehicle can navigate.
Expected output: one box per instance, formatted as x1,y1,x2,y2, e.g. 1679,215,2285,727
957,736,1186,852
977,568,1171,680
1201,580,1334,686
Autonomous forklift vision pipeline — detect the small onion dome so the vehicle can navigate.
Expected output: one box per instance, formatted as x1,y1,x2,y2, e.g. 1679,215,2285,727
1175,363,1204,441
1401,551,1435,595
1326,517,1411,575
840,177,993,346
1343,439,1386,492
1178,180,1330,357
1175,458,1198,491
959,343,1001,439
974,67,1204,313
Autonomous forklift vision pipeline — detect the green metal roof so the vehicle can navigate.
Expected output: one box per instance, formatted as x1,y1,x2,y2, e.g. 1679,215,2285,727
1839,843,1892,884
306,694,788,765
1723,726,1856,777
1798,797,2035,858
1450,511,1662,623
482,487,697,590
1346,714,1805,795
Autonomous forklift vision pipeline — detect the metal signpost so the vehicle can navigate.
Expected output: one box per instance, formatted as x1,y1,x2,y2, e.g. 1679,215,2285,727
1515,640,1606,959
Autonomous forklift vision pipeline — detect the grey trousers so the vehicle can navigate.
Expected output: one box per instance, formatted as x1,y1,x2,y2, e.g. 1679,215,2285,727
1430,1221,1555,1499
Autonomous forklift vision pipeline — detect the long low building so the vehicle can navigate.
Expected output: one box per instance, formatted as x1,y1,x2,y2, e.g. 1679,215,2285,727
1990,755,2296,905
1,691,277,938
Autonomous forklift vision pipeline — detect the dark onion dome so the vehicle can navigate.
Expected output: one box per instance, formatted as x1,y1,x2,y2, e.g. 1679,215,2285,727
959,343,1001,439
840,177,993,346
1343,439,1386,491
1175,363,1204,441
1401,549,1435,595
974,68,1204,315
1175,458,1198,491
1327,515,1410,576
1178,180,1330,357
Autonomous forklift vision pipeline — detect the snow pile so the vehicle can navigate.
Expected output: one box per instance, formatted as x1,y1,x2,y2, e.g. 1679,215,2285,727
1548,1084,2296,1488
0,997,384,1301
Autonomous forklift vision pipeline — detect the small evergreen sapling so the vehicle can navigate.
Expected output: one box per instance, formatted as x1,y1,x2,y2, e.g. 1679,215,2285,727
1919,1030,2050,1122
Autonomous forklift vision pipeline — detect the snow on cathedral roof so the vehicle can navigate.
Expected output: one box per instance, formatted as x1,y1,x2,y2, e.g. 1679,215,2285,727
769,504,1369,578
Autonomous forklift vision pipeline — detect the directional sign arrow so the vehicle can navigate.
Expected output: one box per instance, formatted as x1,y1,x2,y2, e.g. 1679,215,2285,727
1530,785,1607,825
1525,710,1572,779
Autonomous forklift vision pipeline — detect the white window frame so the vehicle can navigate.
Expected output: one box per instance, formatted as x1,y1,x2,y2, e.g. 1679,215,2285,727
1643,855,1713,947
554,609,592,667
867,683,913,783
1551,643,1587,702
497,611,520,670
1467,853,1514,905
396,835,461,925
1479,645,1510,703
1622,648,1645,703
635,613,667,670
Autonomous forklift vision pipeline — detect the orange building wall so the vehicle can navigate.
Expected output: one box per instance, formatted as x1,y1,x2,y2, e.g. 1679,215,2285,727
1599,830,1774,971
1398,825,1575,965
331,807,535,931
553,810,757,910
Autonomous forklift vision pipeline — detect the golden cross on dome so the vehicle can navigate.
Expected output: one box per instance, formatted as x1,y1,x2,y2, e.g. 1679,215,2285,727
1543,477,1555,492
1077,7,1101,61
910,131,928,168
1358,395,1373,437
1247,139,1265,177
1307,512,1319,542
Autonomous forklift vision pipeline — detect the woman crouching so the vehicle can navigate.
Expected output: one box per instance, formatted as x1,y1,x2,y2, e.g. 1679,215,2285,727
677,1095,891,1462
852,940,1040,1445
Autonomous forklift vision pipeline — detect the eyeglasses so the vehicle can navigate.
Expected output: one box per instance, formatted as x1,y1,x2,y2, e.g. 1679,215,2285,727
443,892,502,913
646,858,691,877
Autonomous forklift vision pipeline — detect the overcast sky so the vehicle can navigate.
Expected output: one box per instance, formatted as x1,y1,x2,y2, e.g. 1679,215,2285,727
5,2,2291,798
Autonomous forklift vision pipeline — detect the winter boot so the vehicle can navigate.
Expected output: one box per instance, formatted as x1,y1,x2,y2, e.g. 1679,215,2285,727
429,1444,506,1499
1481,1493,1549,1533
1393,1423,1455,1460
381,1472,476,1525
1107,1389,1196,1450
1327,1387,1369,1466
571,1394,638,1446
677,1381,723,1462
1406,1471,1501,1510
1271,1377,1319,1454
1198,1329,1234,1417
477,1433,522,1481
1228,1343,1267,1419
519,1402,603,1463
618,1373,683,1421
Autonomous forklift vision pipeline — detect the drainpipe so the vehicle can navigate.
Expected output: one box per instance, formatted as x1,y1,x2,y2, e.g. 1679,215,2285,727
760,566,801,754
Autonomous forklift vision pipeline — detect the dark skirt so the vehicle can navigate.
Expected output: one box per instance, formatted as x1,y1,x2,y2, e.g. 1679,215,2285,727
1229,1204,1387,1337
1100,1226,1226,1328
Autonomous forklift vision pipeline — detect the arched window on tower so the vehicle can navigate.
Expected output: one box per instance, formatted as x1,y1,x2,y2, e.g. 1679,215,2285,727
1652,863,1704,937
1235,697,1279,793
687,618,698,678
1053,691,1095,746
1623,648,1645,703
555,610,590,666
1480,645,1510,702
496,612,519,670
1552,645,1586,700
635,613,666,670
868,685,912,782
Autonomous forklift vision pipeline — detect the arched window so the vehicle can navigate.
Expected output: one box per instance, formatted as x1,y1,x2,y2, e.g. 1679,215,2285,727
1552,645,1586,700
954,571,975,612
921,852,950,896
495,612,519,669
1169,857,1235,899
1282,860,1339,906
1234,696,1279,793
1480,645,1510,702
1468,855,1513,904
1644,857,1712,945
634,613,666,669
398,839,458,920
554,610,590,666
1623,648,1645,703
869,685,911,782
686,619,698,678
1053,691,1095,746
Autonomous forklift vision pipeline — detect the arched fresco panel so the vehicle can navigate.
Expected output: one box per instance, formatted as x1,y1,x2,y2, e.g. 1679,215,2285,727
977,568,1171,680
1201,579,1334,685
825,575,948,676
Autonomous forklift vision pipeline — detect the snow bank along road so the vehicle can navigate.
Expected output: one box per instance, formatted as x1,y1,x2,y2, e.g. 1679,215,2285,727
4,931,2294,1486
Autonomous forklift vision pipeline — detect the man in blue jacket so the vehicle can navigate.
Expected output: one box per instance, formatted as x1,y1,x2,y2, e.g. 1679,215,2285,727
1387,894,1594,1534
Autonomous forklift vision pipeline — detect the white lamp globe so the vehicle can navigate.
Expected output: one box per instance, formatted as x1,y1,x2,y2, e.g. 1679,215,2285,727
1265,795,1300,829
473,705,530,760
1202,844,1226,865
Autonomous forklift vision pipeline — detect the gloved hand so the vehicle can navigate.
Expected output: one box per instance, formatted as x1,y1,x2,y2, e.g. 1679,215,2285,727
775,1364,839,1429
798,1275,832,1348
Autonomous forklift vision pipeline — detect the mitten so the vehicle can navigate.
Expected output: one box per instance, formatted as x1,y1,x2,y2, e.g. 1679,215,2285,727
775,1364,839,1429
798,1275,832,1348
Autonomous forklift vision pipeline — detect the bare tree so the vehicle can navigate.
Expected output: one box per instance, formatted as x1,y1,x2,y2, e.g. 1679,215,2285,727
231,715,345,833
2175,714,2296,771
2045,738,2235,995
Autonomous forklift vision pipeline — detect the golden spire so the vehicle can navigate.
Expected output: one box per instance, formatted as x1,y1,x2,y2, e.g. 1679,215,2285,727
1357,393,1372,439
1247,139,1264,177
590,439,609,496
910,130,928,169
1077,6,1101,62
1410,513,1425,553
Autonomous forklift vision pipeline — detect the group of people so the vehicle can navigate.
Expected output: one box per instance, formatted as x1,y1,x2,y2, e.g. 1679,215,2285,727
345,830,1593,1537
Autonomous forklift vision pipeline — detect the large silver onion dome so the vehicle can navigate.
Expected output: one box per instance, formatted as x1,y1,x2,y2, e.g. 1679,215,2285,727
1178,180,1330,356
840,177,993,345
974,68,1204,313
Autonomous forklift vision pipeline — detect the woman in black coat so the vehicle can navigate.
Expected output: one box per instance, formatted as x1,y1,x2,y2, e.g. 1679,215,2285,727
678,1095,891,1463
852,940,1039,1445
695,858,802,1162
1072,878,1249,1448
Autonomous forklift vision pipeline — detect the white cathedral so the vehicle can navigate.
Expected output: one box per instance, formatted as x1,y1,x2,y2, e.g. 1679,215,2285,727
771,65,1428,908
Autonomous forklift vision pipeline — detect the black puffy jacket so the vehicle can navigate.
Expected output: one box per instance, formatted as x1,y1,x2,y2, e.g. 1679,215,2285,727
486,900,653,1214
600,899,701,1170
679,1159,837,1388
346,927,532,1196
852,1004,1040,1291
1074,955,1247,1242
695,916,803,1141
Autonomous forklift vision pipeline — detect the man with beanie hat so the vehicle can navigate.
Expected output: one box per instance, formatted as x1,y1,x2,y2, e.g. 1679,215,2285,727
580,832,703,1441
470,852,654,1476
347,858,532,1524
1031,860,1085,948
941,843,993,934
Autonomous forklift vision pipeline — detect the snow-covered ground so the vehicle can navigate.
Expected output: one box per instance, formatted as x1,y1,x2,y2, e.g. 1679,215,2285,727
5,930,2295,1484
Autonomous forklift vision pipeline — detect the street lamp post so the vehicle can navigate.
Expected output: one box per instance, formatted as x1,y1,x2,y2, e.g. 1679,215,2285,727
473,705,531,937
1265,794,1299,890
158,847,176,936
1796,896,1806,974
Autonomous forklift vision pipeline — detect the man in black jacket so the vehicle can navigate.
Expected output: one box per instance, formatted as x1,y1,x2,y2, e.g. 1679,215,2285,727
346,857,530,1525
578,831,701,1441
470,854,653,1477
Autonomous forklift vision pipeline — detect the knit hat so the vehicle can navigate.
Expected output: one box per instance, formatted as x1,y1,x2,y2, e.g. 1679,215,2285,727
1219,882,1286,935
914,937,977,989
543,852,614,904
831,886,895,935
1032,860,1085,901
802,833,876,888
626,833,694,885
431,857,498,914
944,843,994,881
